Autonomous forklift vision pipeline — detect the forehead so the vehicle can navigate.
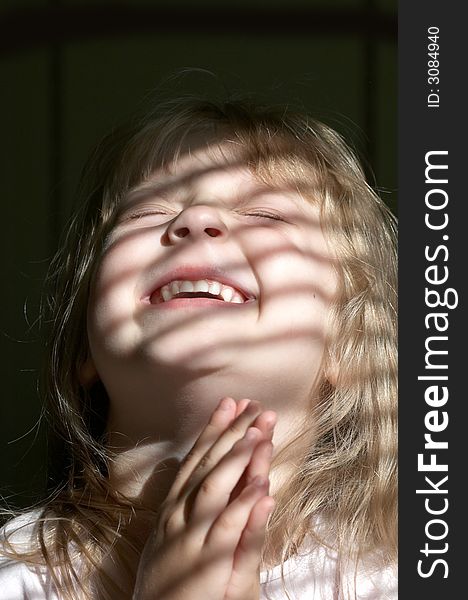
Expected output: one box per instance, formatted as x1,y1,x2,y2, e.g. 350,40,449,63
122,142,318,216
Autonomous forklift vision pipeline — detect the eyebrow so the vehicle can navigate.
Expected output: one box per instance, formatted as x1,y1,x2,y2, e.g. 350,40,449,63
120,177,314,216
122,183,177,206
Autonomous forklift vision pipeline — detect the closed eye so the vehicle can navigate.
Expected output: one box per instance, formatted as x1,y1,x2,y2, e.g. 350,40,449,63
125,209,173,221
243,211,286,222
127,210,167,219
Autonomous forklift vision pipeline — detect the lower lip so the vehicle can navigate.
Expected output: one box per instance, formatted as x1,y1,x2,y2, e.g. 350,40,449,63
146,297,254,309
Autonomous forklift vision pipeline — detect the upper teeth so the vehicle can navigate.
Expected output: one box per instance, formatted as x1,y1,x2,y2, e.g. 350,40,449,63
158,279,245,303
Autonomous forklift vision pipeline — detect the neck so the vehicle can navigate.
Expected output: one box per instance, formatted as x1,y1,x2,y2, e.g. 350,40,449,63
104,369,314,542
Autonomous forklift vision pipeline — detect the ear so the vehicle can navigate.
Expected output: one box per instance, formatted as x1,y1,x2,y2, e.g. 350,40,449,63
79,355,100,388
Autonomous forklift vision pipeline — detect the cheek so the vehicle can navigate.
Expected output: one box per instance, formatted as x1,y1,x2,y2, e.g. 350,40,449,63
94,230,153,290
251,234,337,320
246,233,338,370
90,254,133,322
266,263,334,348
87,238,151,353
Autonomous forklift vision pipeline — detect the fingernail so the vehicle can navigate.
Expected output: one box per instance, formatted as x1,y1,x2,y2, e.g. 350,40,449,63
246,400,260,413
266,412,277,430
252,476,266,487
245,427,258,441
219,397,231,411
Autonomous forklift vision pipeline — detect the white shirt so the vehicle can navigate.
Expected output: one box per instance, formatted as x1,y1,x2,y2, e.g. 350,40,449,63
1,514,397,599
259,544,397,599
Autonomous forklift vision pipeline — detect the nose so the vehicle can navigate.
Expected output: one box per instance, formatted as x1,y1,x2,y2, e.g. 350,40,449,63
166,204,228,243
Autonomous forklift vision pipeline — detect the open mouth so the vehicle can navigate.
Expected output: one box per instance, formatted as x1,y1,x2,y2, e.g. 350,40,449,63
150,279,251,305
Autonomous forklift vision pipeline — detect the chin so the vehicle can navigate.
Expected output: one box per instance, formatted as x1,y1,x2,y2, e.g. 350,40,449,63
141,336,235,375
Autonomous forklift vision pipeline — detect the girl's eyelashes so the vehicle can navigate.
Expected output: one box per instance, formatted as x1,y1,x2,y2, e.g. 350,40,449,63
118,204,290,224
129,211,165,219
239,210,287,222
123,208,174,221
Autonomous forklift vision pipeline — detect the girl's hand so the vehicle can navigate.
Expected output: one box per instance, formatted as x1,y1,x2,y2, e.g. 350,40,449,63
133,398,276,600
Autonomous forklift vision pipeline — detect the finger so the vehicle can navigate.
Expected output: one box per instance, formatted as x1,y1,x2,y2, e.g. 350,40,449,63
168,397,236,500
229,438,273,502
178,401,264,499
187,427,263,527
236,402,276,441
251,410,277,442
244,439,273,486
231,495,275,583
235,398,252,417
204,476,270,552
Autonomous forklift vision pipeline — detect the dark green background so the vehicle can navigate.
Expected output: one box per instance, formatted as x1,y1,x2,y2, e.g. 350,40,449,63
0,0,396,508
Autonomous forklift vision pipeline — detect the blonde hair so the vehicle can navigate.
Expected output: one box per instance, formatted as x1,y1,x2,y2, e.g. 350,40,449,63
2,93,397,598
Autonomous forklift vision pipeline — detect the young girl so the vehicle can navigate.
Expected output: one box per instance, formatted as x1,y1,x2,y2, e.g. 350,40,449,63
0,93,397,599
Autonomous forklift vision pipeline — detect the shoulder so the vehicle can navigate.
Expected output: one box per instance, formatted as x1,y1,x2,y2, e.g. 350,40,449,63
260,542,397,600
346,557,397,600
0,511,60,600
0,556,55,600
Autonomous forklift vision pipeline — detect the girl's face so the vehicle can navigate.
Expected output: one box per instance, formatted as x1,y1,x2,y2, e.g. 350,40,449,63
86,143,338,438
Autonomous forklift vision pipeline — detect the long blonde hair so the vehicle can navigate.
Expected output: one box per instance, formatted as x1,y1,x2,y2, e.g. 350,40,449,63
2,93,397,598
